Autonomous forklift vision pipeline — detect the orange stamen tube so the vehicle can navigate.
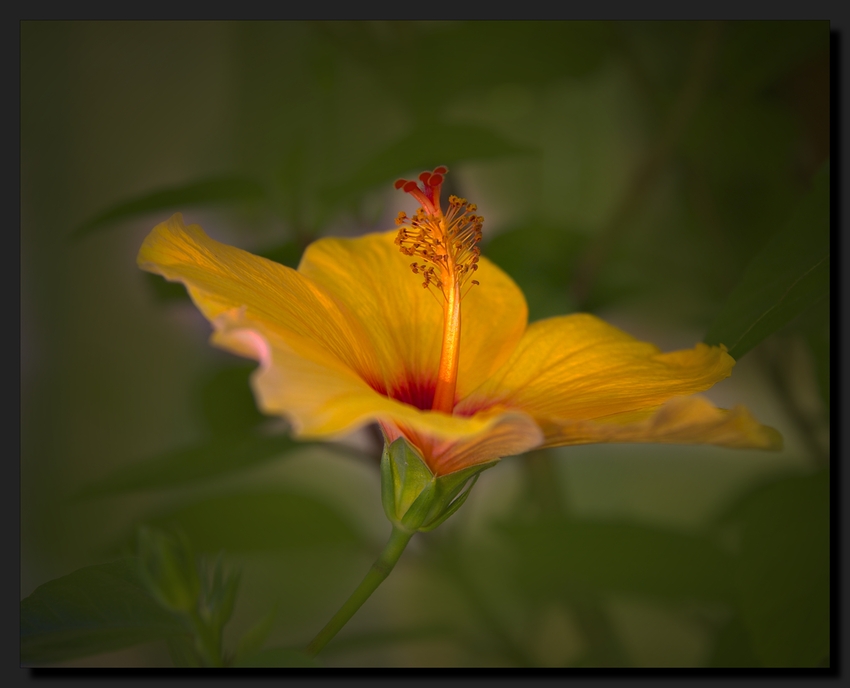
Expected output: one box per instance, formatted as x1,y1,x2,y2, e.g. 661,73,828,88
432,263,461,414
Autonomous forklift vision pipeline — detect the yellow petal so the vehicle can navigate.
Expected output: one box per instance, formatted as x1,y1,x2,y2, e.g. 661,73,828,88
538,395,783,450
212,307,543,463
139,215,538,467
457,313,735,421
137,213,382,387
298,230,527,404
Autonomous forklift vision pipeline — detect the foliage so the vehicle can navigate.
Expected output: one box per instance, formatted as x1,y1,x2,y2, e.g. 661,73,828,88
704,161,830,359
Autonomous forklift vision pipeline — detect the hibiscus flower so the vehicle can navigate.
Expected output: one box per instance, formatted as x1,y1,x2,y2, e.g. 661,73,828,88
137,167,780,478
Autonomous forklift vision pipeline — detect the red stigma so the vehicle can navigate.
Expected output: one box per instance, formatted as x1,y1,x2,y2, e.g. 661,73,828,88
395,166,449,217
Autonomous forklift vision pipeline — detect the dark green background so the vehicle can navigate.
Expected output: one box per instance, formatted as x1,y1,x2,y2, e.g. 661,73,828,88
22,22,830,667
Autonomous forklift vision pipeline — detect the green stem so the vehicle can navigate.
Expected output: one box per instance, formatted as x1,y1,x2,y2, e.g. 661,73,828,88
305,526,414,657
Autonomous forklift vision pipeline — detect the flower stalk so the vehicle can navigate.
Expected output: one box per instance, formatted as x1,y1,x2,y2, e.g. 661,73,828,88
305,437,494,656
305,525,414,657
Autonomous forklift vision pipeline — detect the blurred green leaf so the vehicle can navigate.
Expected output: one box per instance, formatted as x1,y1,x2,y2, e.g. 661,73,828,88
721,470,830,667
801,298,831,411
234,603,279,665
167,635,202,667
201,553,242,637
719,21,828,96
704,160,829,359
444,21,615,88
78,434,308,498
500,517,736,604
274,141,308,230
71,175,267,240
485,223,589,321
135,527,201,614
143,271,193,303
21,559,185,665
324,122,535,204
319,22,613,111
131,491,366,553
686,97,799,183
683,98,802,269
195,363,267,438
708,615,762,668
258,240,304,269
233,646,320,667
318,624,455,658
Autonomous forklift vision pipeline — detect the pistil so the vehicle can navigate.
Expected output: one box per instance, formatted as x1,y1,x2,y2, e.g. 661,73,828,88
394,167,483,414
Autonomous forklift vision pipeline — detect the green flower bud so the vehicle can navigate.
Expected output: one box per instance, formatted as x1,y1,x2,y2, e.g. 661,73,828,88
380,437,495,532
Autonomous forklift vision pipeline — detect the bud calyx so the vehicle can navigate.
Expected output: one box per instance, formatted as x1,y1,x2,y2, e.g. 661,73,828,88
380,437,495,532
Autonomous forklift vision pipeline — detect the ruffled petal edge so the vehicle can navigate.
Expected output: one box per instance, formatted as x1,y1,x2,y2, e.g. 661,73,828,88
539,395,783,451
